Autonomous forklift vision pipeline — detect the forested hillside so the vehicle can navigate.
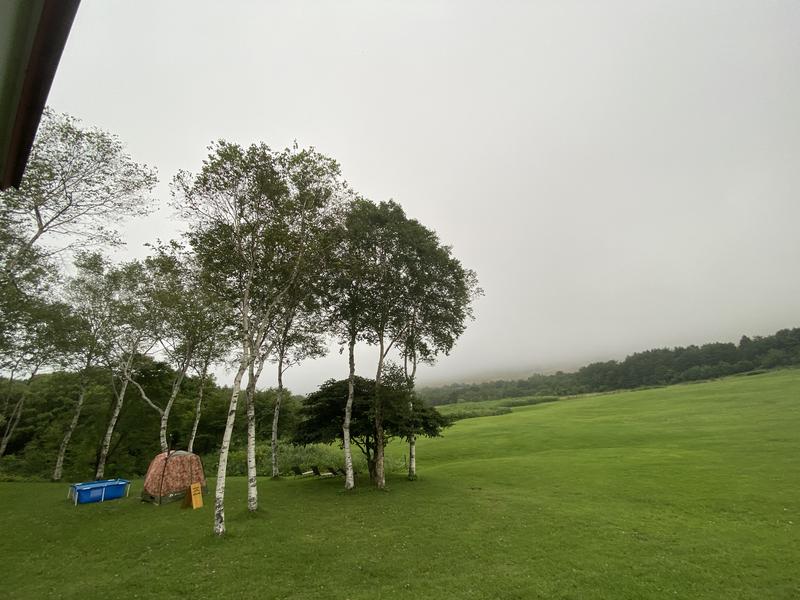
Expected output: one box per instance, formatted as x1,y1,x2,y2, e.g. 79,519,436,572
420,327,800,405
0,362,301,481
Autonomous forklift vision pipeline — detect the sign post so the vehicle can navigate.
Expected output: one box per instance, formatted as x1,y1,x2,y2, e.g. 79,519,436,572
182,482,203,509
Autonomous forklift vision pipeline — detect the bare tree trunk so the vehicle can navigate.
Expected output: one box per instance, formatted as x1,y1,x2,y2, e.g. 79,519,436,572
342,333,357,490
1,365,18,422
0,397,23,456
52,385,87,481
373,339,386,489
96,378,128,479
405,353,418,481
271,359,284,478
245,366,257,512
244,355,265,512
3,226,45,280
158,367,187,452
187,359,210,454
0,368,39,457
214,352,248,537
408,433,416,480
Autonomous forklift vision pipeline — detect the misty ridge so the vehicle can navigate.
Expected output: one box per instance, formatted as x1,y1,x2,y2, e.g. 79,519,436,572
420,327,800,405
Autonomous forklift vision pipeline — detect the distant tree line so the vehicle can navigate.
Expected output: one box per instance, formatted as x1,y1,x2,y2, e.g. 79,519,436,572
0,363,299,480
420,328,800,405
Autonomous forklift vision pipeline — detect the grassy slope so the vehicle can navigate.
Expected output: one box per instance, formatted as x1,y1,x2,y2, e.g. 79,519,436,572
2,370,799,599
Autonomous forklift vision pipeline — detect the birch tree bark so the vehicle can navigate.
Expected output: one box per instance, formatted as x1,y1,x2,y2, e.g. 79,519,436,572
214,345,249,536
96,338,142,479
187,354,211,454
146,354,191,453
52,384,87,481
408,432,416,480
0,364,19,423
245,352,266,512
373,337,387,490
187,383,204,454
1,368,42,457
342,332,357,489
0,397,23,456
405,351,418,481
159,377,183,452
96,376,128,479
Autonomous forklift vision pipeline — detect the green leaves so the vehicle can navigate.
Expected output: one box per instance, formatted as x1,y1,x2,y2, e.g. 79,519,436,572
0,108,157,255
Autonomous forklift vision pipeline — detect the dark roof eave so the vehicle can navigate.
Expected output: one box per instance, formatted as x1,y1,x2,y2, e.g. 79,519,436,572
1,0,80,190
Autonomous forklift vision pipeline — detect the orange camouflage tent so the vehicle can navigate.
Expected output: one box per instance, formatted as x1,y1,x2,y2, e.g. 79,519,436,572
141,450,206,504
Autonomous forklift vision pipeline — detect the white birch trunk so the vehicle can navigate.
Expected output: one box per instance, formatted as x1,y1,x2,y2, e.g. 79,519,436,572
158,367,187,452
96,378,128,479
94,380,128,479
271,361,283,478
187,366,208,454
52,385,87,481
406,354,418,481
1,366,18,422
0,366,39,457
244,356,265,513
214,354,248,536
342,335,356,490
0,397,23,457
373,339,386,489
96,343,139,479
408,433,416,480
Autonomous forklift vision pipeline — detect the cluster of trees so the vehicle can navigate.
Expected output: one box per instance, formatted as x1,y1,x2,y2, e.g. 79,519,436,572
0,110,480,536
293,372,450,482
421,328,800,405
0,363,294,479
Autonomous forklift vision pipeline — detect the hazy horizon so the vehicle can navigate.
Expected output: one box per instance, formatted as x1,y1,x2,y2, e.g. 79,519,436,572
44,1,800,394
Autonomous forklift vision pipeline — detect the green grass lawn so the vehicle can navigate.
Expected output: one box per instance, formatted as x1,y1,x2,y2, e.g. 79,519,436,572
2,370,799,599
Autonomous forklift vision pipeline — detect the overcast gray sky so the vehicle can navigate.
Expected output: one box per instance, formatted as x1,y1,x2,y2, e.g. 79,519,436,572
47,1,800,393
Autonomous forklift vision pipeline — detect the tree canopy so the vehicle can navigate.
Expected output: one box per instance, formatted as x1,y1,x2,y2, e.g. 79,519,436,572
293,373,451,479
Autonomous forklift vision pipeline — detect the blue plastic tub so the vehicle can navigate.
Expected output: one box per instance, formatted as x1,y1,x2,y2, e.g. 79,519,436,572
68,479,131,505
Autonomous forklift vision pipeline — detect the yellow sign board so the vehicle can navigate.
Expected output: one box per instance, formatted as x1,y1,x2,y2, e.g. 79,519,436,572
182,482,203,509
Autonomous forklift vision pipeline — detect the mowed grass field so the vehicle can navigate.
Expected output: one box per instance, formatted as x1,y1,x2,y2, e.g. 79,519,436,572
2,370,799,599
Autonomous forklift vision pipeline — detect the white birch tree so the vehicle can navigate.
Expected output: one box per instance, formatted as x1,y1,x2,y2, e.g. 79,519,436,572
187,336,228,454
394,223,482,479
174,141,344,535
323,198,380,490
268,297,326,478
0,298,77,457
95,260,156,479
52,252,116,480
0,108,156,284
122,244,232,453
329,200,481,487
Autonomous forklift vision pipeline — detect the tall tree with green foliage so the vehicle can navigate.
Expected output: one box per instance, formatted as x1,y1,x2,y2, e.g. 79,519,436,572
95,260,157,479
0,299,78,457
326,199,479,487
174,140,344,534
394,220,481,479
123,243,231,453
268,292,326,477
324,198,382,489
186,336,228,454
51,253,116,480
0,108,156,283
357,201,411,489
0,108,155,468
293,371,450,478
